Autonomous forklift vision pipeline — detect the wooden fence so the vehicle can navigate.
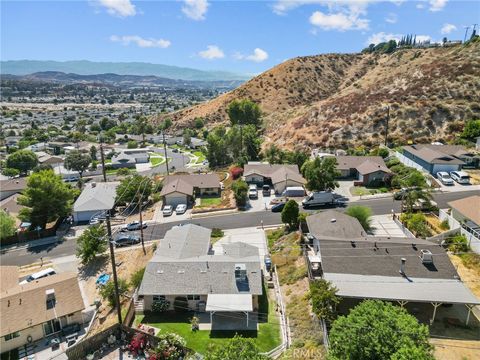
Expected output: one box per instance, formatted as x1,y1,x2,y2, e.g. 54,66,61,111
0,217,64,246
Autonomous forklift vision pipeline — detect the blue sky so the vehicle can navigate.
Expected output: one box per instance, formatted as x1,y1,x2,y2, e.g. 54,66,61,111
1,1,479,74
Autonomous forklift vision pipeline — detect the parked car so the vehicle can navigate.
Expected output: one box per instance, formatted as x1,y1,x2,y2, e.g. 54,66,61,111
437,171,454,185
248,184,258,199
302,191,336,208
113,234,141,248
163,205,173,216
281,187,306,197
122,221,147,231
262,185,271,196
450,171,470,184
172,148,179,153
175,204,187,214
20,268,56,285
393,187,422,200
271,202,286,212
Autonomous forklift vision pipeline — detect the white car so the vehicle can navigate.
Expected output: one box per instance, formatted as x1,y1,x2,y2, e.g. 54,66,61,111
248,184,258,199
122,221,147,231
20,268,56,285
175,204,187,214
437,172,454,185
450,171,470,184
163,205,173,216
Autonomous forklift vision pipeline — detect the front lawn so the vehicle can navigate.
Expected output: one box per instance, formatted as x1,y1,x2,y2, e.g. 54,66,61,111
350,186,390,196
193,151,206,163
199,196,222,207
150,157,166,166
135,291,281,354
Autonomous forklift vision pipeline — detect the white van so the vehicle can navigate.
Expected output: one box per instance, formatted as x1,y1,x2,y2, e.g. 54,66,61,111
281,187,306,197
20,268,56,285
450,171,470,184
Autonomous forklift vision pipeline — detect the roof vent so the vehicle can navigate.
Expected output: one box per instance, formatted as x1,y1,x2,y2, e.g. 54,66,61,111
420,249,433,264
399,258,406,275
330,218,336,223
177,270,185,274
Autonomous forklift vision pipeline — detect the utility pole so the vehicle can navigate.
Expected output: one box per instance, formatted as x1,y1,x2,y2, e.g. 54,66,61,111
162,131,169,175
106,211,122,324
99,142,107,183
463,26,470,42
138,196,145,254
384,105,390,147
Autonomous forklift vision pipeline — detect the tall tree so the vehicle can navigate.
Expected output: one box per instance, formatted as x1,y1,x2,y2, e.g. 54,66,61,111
301,157,340,191
64,150,91,178
0,210,16,240
227,99,262,128
18,170,75,229
115,174,152,205
328,300,433,360
6,149,38,175
281,200,299,229
76,224,107,264
309,279,340,323
90,145,97,161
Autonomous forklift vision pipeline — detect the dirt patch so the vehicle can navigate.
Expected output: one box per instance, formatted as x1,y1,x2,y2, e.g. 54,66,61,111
431,338,480,360
449,254,480,299
466,170,480,185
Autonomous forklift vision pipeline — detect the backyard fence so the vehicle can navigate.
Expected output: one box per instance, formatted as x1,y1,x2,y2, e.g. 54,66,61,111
0,217,64,247
438,209,480,254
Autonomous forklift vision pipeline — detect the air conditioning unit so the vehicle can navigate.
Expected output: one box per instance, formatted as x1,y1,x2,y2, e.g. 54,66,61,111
420,249,433,264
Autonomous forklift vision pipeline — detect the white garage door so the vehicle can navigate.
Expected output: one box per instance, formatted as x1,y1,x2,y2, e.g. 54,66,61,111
74,210,99,223
164,193,188,207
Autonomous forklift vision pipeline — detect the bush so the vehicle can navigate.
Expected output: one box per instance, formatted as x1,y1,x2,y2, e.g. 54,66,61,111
117,167,131,176
130,267,145,289
211,228,224,238
345,205,372,232
232,179,249,207
127,140,138,149
445,234,469,253
99,278,129,307
281,200,300,229
401,213,432,238
230,166,244,180
440,219,450,230
152,298,170,313
0,210,16,240
150,333,187,360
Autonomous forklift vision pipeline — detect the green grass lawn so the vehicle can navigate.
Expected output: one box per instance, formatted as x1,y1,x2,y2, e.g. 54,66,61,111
199,196,222,207
135,291,281,354
150,157,166,166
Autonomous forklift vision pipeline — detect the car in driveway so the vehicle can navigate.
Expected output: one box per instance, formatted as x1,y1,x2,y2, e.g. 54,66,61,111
122,221,147,231
437,171,454,185
262,185,271,196
163,205,173,216
175,204,187,214
271,202,286,212
450,171,470,184
113,234,140,248
248,184,258,199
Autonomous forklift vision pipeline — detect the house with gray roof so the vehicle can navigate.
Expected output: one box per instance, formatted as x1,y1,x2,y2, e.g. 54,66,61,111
304,210,480,325
138,224,263,330
244,162,306,194
111,149,150,169
72,181,119,222
160,174,220,207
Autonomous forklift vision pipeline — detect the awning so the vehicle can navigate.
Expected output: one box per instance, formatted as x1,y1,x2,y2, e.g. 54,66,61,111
206,294,253,312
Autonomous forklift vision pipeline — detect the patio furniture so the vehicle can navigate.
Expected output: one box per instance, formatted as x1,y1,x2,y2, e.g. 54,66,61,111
65,333,78,347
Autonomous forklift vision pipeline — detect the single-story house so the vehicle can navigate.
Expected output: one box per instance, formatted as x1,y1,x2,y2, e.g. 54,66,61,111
111,149,150,169
244,162,306,194
160,174,220,207
26,143,47,152
54,165,80,182
0,193,24,226
0,267,85,353
335,156,392,186
4,136,22,147
189,137,207,149
72,181,119,222
138,224,263,330
447,195,480,232
0,178,27,201
304,210,480,324
402,144,478,174
35,152,64,167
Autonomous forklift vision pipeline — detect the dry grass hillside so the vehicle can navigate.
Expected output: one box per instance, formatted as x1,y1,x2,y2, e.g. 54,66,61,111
153,40,480,150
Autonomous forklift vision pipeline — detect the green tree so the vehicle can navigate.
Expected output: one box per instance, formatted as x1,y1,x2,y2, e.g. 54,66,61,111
90,145,97,161
99,277,129,307
6,149,38,174
204,335,268,360
134,115,149,146
461,119,480,141
130,267,146,289
158,118,172,133
18,170,75,228
403,189,433,213
99,117,116,131
345,205,372,232
309,279,340,323
232,179,249,208
2,167,20,177
76,224,107,264
194,117,204,129
328,300,433,360
127,140,138,149
0,210,16,240
64,150,91,178
183,128,193,147
116,174,153,205
281,200,299,229
301,157,340,191
227,99,262,128
264,144,282,164
206,127,230,167
286,150,309,169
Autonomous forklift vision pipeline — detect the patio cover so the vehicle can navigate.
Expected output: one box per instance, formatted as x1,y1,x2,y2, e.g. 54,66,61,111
206,294,253,312
324,273,480,305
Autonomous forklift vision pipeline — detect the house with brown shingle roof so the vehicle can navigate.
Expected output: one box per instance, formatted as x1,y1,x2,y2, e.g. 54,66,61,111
243,162,306,194
160,174,220,207
448,195,480,228
0,267,85,353
335,156,392,186
0,177,28,201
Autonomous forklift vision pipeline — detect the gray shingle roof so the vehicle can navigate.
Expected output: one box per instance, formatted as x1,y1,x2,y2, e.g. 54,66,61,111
154,224,211,259
306,210,366,239
159,178,194,196
403,145,465,165
162,174,220,190
73,182,119,212
335,156,390,173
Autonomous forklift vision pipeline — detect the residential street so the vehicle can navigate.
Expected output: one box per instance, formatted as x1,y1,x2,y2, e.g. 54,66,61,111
1,190,478,266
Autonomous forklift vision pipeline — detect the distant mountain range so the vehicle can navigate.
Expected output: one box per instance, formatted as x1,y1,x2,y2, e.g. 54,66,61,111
1,71,245,89
0,60,250,81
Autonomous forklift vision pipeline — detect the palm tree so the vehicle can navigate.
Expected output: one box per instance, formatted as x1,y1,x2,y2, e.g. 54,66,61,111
402,189,433,213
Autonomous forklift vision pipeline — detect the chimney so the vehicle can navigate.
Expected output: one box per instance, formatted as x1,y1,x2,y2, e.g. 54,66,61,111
399,258,406,275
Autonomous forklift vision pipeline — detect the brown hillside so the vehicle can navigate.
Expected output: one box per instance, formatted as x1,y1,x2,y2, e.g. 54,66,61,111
153,41,480,150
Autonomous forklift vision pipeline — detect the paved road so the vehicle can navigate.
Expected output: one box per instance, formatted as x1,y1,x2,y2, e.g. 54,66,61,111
1,190,478,266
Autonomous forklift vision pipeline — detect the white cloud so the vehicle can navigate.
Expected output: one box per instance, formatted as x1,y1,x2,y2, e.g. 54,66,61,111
110,35,171,48
429,0,448,12
385,12,397,24
416,3,425,9
273,0,377,16
415,35,431,43
310,10,369,31
98,0,136,17
441,23,457,34
366,32,431,45
234,48,269,62
182,0,209,21
198,45,224,59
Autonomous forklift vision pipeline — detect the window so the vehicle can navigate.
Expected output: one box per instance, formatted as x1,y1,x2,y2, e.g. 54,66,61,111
153,295,165,301
4,332,20,341
187,295,200,301
46,297,56,309
43,319,61,336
